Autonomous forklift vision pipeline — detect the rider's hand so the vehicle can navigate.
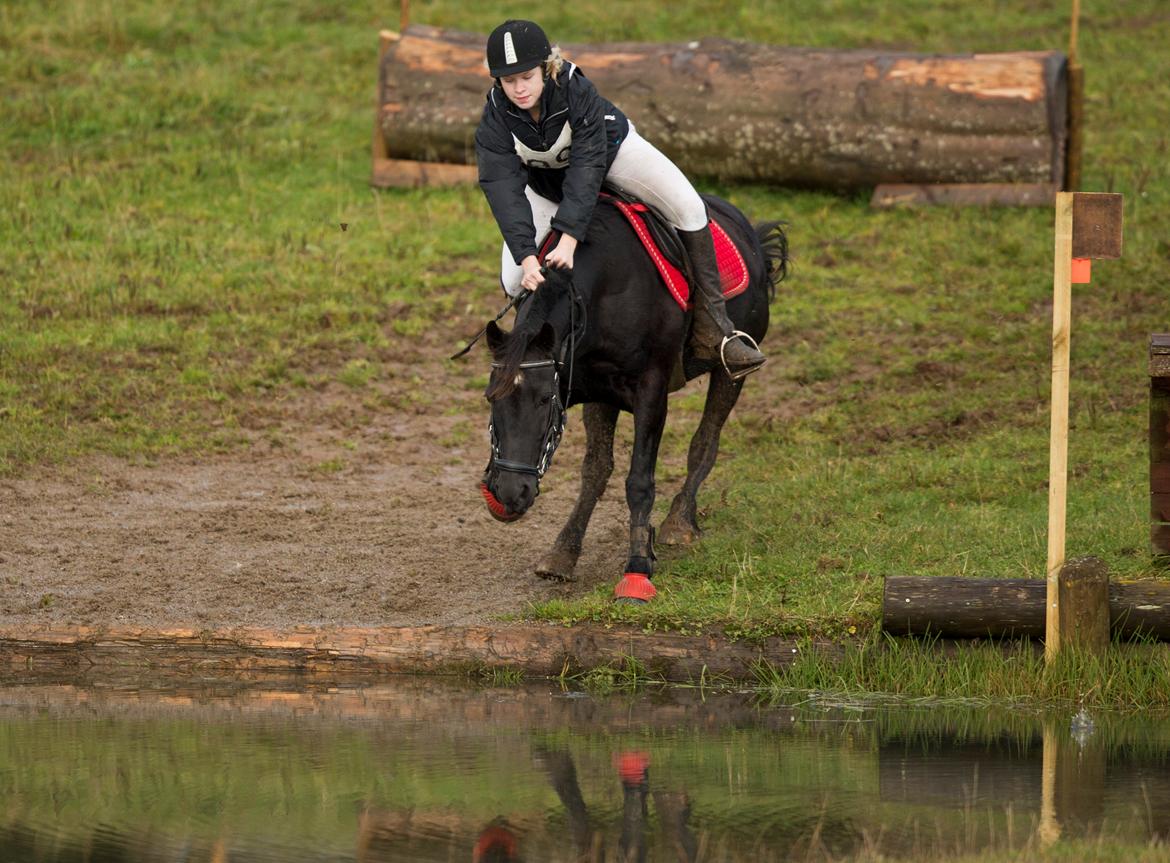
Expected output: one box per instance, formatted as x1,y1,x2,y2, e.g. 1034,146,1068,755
520,255,545,292
544,234,577,272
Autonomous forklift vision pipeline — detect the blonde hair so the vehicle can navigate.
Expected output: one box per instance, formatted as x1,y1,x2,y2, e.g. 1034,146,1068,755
543,45,565,80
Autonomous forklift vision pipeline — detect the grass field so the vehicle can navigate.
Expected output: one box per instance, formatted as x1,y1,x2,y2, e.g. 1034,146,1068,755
3,1,1170,655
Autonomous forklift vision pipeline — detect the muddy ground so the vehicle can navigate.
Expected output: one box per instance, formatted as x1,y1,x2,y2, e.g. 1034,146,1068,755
0,318,793,631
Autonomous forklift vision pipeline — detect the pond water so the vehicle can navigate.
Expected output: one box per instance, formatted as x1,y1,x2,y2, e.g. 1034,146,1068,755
0,676,1167,862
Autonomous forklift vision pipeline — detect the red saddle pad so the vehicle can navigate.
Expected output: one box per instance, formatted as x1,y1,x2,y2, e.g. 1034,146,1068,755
539,198,749,311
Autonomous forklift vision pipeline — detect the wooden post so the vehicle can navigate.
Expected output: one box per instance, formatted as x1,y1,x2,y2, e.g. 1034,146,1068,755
1046,192,1074,661
1065,0,1084,191
1046,192,1124,661
1038,721,1061,848
1056,556,1111,651
400,0,410,33
1151,334,1170,555
1039,717,1106,847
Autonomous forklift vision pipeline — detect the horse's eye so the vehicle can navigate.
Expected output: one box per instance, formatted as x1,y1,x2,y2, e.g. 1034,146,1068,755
538,394,552,406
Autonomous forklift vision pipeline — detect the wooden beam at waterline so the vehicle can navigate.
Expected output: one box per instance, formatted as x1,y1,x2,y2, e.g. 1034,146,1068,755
372,25,1070,191
0,624,841,681
882,573,1170,641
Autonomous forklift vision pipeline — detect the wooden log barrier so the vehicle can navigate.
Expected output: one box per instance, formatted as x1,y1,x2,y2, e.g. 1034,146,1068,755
0,623,840,681
374,25,1069,192
882,570,1170,641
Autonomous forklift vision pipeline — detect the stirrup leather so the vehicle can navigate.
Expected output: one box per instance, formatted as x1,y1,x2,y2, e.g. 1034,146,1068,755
719,331,766,381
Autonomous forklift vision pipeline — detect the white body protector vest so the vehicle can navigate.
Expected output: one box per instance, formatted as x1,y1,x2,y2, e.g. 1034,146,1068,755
511,64,577,169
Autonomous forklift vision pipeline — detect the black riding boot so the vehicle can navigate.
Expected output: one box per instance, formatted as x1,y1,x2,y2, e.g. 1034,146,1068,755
678,226,766,380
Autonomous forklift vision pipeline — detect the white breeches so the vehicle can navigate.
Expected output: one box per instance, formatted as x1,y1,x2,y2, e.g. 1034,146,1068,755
499,123,708,296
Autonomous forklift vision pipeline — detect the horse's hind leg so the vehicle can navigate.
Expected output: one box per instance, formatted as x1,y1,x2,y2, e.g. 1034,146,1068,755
535,402,619,581
658,374,744,547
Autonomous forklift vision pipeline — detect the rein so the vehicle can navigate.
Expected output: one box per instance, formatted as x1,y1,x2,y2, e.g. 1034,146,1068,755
449,292,527,361
487,276,586,480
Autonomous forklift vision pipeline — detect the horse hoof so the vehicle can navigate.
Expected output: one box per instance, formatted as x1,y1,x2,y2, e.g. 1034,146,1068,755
657,516,699,548
613,573,656,603
535,551,577,582
537,568,576,583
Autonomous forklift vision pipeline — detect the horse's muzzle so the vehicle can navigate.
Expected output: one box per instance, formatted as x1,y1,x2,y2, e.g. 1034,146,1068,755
480,481,526,523
480,463,541,522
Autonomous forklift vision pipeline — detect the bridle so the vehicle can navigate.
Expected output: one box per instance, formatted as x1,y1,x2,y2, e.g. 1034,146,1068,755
486,276,586,480
488,358,565,478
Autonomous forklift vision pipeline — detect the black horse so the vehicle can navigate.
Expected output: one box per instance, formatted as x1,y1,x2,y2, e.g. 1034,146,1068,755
479,194,788,602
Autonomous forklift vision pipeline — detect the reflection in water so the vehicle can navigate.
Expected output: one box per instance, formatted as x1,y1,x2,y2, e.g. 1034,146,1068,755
453,748,696,863
0,678,1167,862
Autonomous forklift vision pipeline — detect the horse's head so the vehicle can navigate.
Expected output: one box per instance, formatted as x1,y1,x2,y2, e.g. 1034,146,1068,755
479,317,565,523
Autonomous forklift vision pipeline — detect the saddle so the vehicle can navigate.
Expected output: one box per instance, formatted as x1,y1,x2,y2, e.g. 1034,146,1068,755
537,189,749,310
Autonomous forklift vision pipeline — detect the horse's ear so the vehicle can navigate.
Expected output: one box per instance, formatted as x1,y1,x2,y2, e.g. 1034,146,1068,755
485,321,509,354
531,322,556,354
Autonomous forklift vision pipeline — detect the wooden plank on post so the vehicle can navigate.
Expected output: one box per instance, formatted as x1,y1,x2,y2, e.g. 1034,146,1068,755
1071,192,1124,259
1046,191,1074,661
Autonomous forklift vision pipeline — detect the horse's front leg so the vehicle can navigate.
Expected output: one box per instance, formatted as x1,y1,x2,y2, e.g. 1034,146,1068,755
614,384,669,603
535,402,619,581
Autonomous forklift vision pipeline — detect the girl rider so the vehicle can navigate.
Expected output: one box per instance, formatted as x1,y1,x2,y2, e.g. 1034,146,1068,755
475,19,766,380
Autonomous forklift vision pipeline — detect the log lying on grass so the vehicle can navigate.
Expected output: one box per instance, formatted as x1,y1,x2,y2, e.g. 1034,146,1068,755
883,576,1170,641
0,624,840,681
375,25,1069,192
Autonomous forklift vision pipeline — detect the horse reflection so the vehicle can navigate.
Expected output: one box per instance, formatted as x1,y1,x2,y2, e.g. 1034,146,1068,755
354,745,697,863
478,746,697,863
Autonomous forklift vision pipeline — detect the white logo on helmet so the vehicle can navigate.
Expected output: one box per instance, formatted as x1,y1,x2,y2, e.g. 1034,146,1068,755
503,32,518,65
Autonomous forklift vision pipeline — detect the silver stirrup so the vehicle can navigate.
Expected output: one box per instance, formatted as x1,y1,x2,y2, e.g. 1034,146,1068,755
719,331,766,381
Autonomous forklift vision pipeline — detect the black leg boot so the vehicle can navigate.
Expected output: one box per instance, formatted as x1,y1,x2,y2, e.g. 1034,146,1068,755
678,225,766,380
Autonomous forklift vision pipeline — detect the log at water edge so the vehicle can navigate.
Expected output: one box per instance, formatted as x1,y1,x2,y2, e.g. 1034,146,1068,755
882,576,1170,640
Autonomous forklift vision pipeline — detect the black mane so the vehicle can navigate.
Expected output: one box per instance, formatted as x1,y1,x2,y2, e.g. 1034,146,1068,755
485,268,572,401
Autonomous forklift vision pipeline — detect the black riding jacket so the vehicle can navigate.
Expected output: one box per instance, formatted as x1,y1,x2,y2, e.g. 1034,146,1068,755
475,63,629,264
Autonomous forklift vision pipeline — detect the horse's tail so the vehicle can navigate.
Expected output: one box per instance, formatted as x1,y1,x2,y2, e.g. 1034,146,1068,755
754,221,789,300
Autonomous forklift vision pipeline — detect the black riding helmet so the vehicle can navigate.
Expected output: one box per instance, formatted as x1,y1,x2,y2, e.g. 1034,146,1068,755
486,19,551,78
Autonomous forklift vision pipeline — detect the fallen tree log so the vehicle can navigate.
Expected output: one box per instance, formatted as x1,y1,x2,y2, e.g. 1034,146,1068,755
882,576,1170,640
375,25,1069,191
0,623,840,681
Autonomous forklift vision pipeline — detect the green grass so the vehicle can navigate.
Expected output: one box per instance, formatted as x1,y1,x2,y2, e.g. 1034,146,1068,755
908,841,1170,863
3,0,1170,667
753,634,1170,711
